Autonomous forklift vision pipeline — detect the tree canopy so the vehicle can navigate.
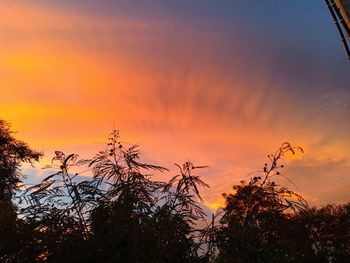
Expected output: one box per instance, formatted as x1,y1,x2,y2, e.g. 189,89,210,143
0,120,349,262
0,120,42,201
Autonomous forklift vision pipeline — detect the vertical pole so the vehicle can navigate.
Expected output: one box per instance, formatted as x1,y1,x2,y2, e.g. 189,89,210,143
325,0,350,59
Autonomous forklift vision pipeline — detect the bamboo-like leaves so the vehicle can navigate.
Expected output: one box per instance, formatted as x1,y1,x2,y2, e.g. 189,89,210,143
165,161,209,224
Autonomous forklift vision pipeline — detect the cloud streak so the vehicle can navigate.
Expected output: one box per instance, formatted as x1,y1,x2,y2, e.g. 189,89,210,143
1,1,350,207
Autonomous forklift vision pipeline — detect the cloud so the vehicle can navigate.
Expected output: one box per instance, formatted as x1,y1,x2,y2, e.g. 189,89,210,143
283,156,350,206
1,1,350,207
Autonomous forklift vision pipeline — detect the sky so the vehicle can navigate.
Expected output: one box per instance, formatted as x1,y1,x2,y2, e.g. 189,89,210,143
1,0,350,209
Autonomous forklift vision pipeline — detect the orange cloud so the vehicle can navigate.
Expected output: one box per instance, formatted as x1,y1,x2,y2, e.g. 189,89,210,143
1,1,350,207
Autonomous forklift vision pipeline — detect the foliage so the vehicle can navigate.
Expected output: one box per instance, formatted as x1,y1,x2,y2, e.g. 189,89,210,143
296,204,350,262
215,143,308,262
1,120,350,263
0,120,42,201
17,129,209,262
0,120,42,262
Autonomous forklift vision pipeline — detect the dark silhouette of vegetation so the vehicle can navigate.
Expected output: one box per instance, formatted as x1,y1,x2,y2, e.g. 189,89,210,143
0,120,42,262
0,120,42,201
215,143,308,262
1,119,350,262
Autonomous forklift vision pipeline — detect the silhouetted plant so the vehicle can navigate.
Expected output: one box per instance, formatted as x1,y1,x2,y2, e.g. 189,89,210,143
0,120,42,201
215,142,308,263
22,152,94,239
146,161,210,262
4,119,350,263
164,161,209,223
87,129,168,214
296,203,350,262
199,214,220,262
0,120,42,262
87,130,176,262
17,129,211,262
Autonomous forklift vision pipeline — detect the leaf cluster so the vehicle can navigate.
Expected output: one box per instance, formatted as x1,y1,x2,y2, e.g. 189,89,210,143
1,122,350,263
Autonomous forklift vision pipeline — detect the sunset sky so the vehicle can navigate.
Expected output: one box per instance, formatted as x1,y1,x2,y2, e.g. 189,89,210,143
1,0,350,209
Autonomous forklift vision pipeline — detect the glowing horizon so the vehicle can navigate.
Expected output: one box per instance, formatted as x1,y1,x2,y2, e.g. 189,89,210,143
1,0,350,209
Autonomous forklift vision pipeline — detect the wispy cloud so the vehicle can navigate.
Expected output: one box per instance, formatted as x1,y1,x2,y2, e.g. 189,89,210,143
1,1,350,207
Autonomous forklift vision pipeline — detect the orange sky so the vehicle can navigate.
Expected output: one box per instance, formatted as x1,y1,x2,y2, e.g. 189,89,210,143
1,1,350,209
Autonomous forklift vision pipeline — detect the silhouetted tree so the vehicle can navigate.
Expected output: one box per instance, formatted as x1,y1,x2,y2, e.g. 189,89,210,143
87,130,168,262
295,203,350,262
150,161,209,262
0,119,42,262
0,120,42,201
215,143,308,263
87,131,208,262
3,120,350,263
